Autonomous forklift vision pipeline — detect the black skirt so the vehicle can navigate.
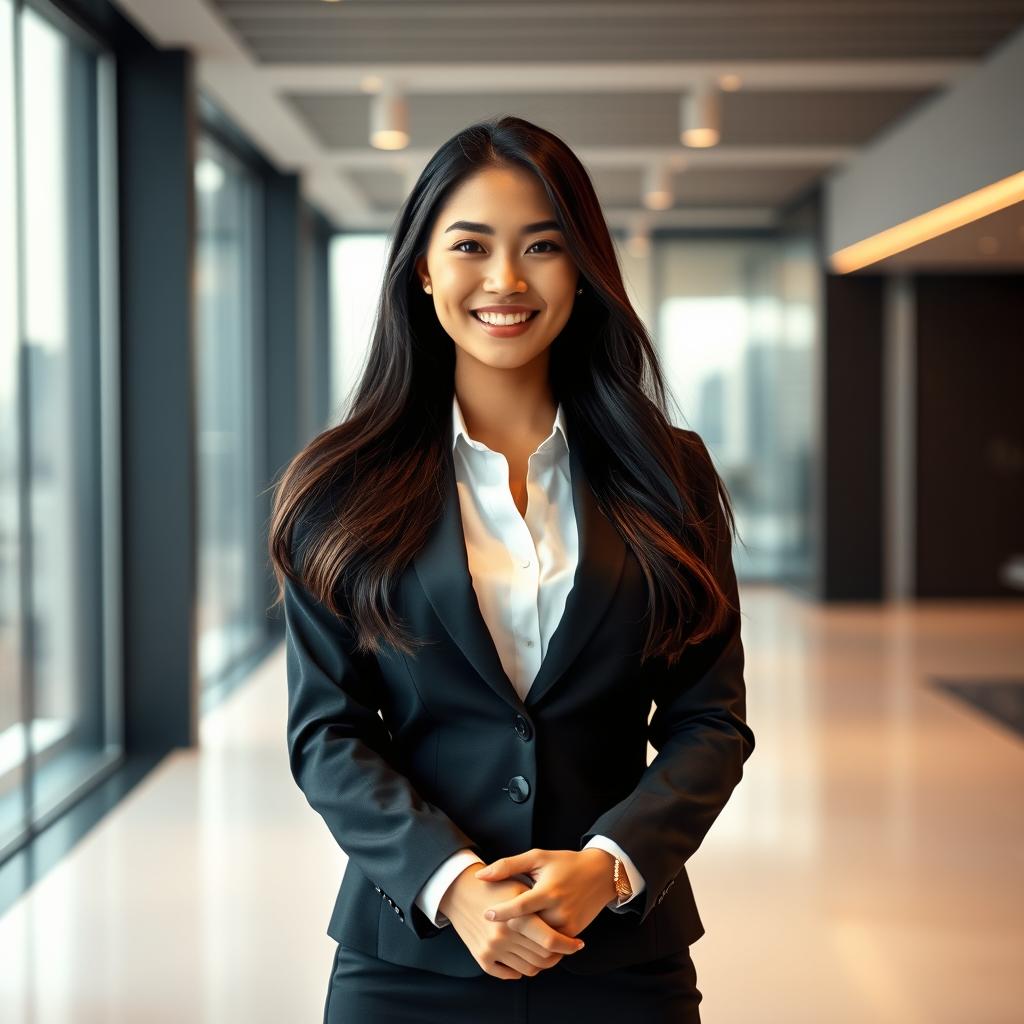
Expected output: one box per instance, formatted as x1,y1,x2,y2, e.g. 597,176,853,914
323,942,702,1023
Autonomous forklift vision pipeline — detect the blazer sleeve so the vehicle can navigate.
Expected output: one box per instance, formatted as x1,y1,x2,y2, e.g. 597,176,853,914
581,834,646,911
578,430,755,926
415,848,485,928
283,517,485,940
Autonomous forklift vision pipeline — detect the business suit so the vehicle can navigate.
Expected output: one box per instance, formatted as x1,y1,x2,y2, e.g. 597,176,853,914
284,417,754,1013
415,395,648,928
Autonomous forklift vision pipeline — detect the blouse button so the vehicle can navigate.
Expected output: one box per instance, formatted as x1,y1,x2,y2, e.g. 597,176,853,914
520,558,531,568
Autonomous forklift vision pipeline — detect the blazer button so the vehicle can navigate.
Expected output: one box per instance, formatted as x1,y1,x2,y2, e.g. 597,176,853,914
502,775,530,803
513,714,533,741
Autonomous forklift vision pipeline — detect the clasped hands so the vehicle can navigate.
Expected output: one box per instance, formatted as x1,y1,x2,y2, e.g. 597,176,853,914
440,847,617,981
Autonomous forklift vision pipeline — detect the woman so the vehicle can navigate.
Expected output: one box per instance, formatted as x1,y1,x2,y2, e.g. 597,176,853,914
269,115,754,1023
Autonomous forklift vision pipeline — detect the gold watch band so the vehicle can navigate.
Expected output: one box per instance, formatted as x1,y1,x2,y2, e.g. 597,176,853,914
613,857,632,902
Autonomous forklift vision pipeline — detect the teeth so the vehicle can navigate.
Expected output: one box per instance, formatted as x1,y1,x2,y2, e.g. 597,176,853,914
474,310,535,325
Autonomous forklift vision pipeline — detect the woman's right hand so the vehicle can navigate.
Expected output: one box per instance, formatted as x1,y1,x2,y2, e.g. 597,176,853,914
439,863,585,980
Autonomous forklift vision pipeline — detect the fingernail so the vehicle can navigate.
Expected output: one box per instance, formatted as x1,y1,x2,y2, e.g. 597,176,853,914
485,910,495,920
576,941,585,950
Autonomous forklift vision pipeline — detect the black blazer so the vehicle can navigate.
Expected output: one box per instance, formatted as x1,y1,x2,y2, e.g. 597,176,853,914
284,425,755,977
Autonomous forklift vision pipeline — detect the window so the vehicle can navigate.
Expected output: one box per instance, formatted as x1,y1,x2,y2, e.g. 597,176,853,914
0,0,123,857
194,133,264,691
328,233,389,421
657,238,818,583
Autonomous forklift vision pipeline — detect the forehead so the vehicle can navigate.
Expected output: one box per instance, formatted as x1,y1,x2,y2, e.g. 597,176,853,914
434,166,554,226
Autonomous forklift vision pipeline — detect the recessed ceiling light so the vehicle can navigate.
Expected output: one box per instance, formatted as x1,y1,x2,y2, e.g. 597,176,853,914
831,170,1024,272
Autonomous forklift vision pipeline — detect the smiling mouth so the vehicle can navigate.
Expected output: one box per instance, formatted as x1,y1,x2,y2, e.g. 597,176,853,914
470,310,541,322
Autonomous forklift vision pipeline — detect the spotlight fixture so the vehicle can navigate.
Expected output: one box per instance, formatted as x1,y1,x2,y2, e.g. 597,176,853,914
680,82,721,148
643,163,673,211
370,83,409,150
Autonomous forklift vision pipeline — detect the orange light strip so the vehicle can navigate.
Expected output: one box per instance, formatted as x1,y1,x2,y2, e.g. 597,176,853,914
829,169,1024,273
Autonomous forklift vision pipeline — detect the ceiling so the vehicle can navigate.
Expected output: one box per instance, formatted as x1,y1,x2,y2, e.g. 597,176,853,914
114,0,1024,246
211,0,1024,63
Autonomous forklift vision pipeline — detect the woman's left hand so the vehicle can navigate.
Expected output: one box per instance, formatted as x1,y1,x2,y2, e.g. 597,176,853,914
473,848,617,937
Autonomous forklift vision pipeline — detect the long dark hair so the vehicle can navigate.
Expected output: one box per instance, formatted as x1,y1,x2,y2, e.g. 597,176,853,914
267,115,741,667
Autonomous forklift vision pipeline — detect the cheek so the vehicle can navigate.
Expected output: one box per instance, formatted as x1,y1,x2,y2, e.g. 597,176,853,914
545,262,579,300
434,261,473,290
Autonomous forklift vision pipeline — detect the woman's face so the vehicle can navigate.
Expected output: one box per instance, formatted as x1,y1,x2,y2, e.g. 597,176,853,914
416,165,580,372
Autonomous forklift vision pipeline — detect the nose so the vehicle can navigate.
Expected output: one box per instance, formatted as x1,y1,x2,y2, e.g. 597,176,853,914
485,253,527,294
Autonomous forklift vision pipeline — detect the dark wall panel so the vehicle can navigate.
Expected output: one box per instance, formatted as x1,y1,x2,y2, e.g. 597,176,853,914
264,172,302,488
915,275,1024,597
118,48,197,752
821,274,885,600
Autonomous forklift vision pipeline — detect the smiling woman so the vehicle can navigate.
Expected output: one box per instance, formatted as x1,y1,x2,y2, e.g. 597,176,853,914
269,115,752,1024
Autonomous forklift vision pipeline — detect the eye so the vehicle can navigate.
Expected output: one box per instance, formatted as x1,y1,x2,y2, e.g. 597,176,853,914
450,239,562,255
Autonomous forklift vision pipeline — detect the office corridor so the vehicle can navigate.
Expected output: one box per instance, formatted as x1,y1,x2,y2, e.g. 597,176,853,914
1,584,1021,1023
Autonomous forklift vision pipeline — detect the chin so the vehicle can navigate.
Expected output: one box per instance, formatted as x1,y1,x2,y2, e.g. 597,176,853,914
457,340,549,370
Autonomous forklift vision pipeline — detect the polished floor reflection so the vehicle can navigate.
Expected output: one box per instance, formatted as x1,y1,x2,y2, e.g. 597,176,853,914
1,586,1022,1023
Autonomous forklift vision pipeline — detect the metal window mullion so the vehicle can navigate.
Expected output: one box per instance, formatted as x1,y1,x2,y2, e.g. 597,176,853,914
11,0,38,852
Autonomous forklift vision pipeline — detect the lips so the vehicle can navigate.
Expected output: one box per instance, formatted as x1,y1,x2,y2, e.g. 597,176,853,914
470,309,540,321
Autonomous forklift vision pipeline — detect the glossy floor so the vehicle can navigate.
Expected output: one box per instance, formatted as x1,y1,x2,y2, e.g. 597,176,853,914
1,586,1022,1022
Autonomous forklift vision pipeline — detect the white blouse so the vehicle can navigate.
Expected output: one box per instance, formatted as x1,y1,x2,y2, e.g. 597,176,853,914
413,394,646,928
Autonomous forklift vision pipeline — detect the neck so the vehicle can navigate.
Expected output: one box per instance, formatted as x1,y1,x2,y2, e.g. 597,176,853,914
453,359,557,453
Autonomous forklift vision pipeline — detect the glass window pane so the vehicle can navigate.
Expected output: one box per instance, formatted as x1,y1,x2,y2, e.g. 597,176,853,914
658,238,817,585
328,234,388,421
194,134,263,690
0,0,27,852
17,3,122,830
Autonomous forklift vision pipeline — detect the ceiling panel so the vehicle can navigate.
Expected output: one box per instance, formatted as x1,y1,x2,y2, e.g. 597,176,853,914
209,0,1024,65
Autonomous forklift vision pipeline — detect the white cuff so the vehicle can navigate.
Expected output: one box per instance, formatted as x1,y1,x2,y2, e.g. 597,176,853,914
414,848,485,928
582,834,646,911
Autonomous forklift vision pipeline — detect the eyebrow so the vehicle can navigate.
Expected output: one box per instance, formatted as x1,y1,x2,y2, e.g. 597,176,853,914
443,219,562,235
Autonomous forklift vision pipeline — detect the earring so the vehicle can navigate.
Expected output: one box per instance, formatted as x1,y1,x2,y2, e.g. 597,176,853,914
423,283,432,294
576,286,583,294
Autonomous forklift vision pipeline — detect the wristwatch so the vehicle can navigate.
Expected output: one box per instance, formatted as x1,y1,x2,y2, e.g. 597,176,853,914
613,857,632,904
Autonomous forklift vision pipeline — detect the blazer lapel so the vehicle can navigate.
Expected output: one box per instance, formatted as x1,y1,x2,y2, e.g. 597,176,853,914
412,428,627,711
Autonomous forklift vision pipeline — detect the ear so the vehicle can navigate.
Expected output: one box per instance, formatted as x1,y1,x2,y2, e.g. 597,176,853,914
414,255,428,287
